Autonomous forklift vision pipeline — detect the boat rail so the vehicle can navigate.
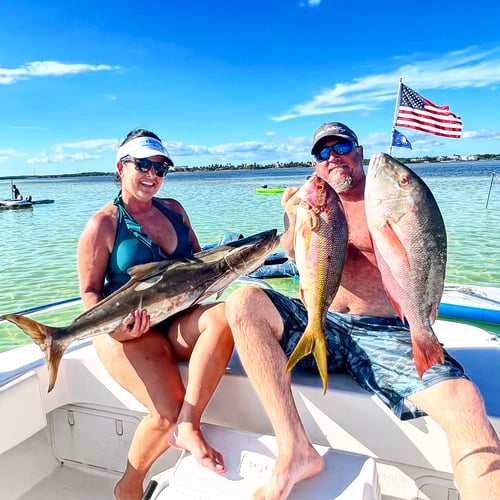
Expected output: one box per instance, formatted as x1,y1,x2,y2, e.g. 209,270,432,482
0,276,272,325
0,296,82,322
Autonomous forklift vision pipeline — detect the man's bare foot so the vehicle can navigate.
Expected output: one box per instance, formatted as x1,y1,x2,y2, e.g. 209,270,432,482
252,445,323,500
169,423,226,474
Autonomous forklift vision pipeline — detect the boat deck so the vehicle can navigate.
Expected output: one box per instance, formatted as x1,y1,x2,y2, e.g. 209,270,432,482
20,464,118,500
4,417,181,500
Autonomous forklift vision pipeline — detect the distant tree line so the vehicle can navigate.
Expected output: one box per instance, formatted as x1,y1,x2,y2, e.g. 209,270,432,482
2,154,500,180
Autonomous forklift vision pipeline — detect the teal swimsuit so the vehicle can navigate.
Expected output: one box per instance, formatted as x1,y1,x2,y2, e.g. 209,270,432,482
103,194,194,296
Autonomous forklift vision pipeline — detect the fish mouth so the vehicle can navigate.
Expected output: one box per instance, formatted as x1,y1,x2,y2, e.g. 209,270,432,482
223,229,279,275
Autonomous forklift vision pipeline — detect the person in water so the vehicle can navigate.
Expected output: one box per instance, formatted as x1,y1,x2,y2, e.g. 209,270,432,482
77,128,233,500
225,122,500,500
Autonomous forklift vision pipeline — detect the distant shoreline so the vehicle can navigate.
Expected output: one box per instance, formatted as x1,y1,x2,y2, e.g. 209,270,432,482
2,155,499,181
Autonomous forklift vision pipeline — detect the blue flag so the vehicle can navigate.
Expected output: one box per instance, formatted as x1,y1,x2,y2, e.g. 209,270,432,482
392,129,412,149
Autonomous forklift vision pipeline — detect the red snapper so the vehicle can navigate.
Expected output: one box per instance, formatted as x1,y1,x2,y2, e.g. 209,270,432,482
365,153,446,377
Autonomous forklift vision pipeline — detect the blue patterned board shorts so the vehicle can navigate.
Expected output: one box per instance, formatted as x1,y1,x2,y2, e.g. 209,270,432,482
262,289,468,420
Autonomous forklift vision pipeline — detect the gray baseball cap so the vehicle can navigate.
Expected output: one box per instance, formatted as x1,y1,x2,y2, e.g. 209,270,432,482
311,122,359,155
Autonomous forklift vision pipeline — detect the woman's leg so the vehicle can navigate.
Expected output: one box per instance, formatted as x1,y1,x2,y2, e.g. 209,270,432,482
93,330,184,500
167,302,234,473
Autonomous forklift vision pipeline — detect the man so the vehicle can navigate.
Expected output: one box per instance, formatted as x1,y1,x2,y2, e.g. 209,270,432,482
225,122,500,500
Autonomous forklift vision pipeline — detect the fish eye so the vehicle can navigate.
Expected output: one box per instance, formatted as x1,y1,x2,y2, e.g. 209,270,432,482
399,175,410,187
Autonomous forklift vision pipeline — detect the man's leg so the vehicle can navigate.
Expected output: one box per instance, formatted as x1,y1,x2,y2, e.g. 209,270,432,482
409,378,500,500
226,286,323,500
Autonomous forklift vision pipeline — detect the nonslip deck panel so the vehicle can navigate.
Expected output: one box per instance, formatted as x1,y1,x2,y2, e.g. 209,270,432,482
149,423,381,500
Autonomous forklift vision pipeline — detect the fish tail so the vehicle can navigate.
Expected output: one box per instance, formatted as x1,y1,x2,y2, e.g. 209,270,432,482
2,314,65,392
285,332,314,373
411,330,445,378
285,326,329,394
313,333,328,394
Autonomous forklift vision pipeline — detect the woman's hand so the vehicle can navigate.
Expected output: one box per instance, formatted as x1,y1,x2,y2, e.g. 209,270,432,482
111,309,151,341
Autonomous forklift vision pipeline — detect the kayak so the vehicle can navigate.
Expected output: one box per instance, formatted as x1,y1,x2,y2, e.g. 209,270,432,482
255,186,285,194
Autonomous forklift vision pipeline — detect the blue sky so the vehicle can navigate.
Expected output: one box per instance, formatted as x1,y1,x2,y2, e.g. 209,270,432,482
1,0,500,176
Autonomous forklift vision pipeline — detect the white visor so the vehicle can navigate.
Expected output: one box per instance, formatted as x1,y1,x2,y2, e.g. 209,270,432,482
116,136,174,166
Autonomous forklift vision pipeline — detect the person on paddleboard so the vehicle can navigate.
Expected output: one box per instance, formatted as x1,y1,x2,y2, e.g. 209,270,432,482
12,184,21,200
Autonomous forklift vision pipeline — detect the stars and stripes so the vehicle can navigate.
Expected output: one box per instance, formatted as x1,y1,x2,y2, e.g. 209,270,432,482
396,83,462,139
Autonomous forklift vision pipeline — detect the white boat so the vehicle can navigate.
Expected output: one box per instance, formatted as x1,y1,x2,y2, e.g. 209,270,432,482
1,286,499,499
0,199,33,210
0,198,54,210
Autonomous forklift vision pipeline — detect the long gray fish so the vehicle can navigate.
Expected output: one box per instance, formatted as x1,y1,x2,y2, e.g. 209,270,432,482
2,229,279,391
365,153,446,377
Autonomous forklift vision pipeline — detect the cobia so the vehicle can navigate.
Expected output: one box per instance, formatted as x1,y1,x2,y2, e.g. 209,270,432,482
2,229,279,392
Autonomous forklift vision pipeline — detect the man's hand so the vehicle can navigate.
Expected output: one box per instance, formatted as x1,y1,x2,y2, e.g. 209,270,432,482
280,187,301,262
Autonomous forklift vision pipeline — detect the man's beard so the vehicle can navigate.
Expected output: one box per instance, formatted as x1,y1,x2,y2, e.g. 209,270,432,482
330,176,353,193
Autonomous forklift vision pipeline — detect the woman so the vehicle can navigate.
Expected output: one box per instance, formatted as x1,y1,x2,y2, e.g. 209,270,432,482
77,128,233,500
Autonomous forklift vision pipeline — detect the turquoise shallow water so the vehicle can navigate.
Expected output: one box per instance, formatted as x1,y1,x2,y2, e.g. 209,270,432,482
1,161,499,350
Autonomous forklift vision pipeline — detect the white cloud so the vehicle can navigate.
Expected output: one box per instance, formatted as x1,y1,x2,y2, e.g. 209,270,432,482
0,61,120,85
27,151,102,164
56,139,119,152
26,139,119,164
0,148,27,163
270,46,500,121
461,128,500,140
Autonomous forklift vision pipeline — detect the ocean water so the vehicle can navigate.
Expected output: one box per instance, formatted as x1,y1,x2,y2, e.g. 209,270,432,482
1,161,499,351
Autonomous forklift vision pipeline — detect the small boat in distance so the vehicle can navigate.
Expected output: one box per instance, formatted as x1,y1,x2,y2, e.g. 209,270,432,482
0,199,33,209
255,185,286,194
0,198,54,210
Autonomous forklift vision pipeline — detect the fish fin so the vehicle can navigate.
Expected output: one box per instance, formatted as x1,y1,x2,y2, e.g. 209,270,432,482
127,260,174,280
298,285,307,308
307,210,320,231
285,326,328,394
374,221,411,270
429,301,439,324
1,314,65,392
386,295,406,324
411,330,445,378
370,234,408,323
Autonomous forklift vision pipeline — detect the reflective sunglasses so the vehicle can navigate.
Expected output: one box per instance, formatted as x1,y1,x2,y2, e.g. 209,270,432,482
121,156,169,177
314,141,357,162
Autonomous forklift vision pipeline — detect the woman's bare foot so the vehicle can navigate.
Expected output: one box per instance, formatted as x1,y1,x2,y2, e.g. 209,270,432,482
252,445,323,500
169,423,226,474
114,477,143,500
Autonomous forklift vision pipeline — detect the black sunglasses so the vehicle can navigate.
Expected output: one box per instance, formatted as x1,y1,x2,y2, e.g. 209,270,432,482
314,141,357,162
121,156,169,177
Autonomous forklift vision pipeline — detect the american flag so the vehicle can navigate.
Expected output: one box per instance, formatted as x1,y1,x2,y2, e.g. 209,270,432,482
396,83,462,139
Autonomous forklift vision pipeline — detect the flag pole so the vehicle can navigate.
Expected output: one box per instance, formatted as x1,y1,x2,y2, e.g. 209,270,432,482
389,77,403,155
